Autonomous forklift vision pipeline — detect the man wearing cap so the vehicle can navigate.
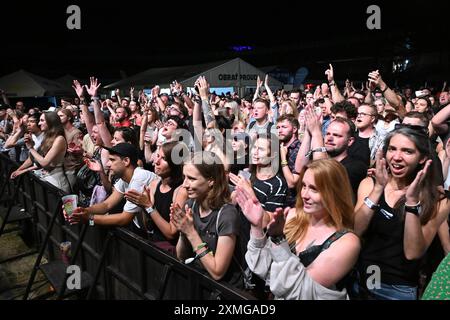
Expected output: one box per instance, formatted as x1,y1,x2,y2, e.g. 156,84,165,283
66,143,158,227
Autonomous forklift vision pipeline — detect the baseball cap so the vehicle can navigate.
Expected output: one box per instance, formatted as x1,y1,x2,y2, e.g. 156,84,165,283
102,143,139,165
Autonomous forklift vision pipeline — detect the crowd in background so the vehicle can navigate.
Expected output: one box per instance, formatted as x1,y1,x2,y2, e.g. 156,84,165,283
0,65,449,300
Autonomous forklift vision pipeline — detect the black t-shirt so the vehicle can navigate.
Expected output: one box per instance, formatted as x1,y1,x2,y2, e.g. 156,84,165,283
358,190,421,287
349,135,370,167
187,199,244,289
253,174,288,212
340,156,368,203
229,153,250,176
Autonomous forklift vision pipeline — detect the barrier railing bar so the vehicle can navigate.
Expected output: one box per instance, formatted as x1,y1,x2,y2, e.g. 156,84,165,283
105,265,150,300
1,154,250,301
86,232,112,300
22,198,63,300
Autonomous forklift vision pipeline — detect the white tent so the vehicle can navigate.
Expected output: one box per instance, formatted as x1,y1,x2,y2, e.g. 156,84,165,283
105,58,283,96
179,58,283,94
0,70,72,97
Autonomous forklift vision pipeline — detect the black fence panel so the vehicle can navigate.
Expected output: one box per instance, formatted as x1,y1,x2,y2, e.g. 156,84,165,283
0,155,253,300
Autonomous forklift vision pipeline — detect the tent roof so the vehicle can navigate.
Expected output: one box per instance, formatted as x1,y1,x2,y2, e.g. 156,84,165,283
104,60,227,89
0,70,72,97
104,58,283,90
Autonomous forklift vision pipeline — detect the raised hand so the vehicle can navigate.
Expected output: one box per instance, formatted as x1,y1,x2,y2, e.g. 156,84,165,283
368,70,382,88
155,120,163,129
173,80,183,94
304,105,321,134
84,158,102,172
264,74,269,88
197,76,210,100
373,150,389,189
171,204,194,235
24,133,34,149
267,207,290,237
313,85,321,100
72,80,84,98
325,64,334,82
125,186,153,208
256,76,263,90
85,77,101,97
152,85,160,98
405,159,432,204
235,185,264,229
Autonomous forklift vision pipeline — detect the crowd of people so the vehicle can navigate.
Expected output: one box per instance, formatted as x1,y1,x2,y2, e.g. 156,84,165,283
1,65,449,300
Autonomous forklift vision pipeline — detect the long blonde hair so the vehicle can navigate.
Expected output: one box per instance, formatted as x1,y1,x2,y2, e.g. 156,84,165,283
284,159,354,245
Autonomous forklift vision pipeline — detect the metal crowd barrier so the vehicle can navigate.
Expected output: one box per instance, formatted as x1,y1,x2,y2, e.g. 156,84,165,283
0,153,253,300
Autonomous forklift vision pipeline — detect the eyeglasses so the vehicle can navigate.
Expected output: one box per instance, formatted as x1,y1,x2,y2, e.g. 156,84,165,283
357,112,376,117
394,123,429,136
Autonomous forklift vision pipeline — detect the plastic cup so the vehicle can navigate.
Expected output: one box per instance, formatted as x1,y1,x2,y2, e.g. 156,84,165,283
62,194,78,216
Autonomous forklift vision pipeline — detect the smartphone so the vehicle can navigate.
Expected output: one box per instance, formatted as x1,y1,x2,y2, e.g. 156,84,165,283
415,90,426,98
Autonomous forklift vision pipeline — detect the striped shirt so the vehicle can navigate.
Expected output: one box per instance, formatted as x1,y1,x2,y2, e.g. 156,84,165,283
253,174,288,212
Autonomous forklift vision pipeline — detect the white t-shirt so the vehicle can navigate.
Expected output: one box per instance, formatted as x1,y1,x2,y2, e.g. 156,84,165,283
33,132,45,151
113,167,158,214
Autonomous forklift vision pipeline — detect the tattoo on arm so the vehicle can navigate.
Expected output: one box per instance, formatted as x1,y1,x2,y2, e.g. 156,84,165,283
201,100,215,125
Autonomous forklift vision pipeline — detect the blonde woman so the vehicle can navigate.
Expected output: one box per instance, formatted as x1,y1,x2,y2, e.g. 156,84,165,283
236,159,360,299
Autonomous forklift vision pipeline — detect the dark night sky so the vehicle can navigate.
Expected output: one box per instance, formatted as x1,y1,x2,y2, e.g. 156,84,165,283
1,1,449,82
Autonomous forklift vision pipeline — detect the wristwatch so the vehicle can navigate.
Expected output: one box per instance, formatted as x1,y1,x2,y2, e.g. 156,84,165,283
405,203,422,216
88,214,95,226
270,235,287,246
306,147,327,158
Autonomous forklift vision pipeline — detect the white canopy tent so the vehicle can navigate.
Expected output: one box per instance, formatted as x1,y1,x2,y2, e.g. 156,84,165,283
105,58,283,96
0,70,72,97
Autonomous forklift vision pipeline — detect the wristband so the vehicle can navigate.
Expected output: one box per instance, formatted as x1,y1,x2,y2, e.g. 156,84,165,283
196,248,212,259
88,214,95,226
194,242,207,253
405,202,422,216
364,197,380,210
